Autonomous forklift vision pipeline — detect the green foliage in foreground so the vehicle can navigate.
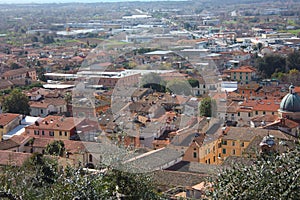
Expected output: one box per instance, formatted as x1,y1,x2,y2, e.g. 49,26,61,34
208,145,300,200
0,153,163,200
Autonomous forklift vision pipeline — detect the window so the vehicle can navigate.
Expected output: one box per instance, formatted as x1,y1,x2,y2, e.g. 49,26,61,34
263,111,266,115
232,141,235,146
42,130,45,135
65,132,67,136
41,109,43,114
232,149,236,155
218,143,221,148
256,111,258,115
238,112,240,117
241,142,244,147
222,148,226,154
222,140,227,145
272,112,274,115
207,148,210,154
89,154,93,162
248,112,251,117
213,156,216,163
59,131,62,136
193,152,197,158
208,159,210,164
49,131,54,136
34,130,39,135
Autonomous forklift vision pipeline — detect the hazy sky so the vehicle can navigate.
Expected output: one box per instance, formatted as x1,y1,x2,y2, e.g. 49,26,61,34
0,0,171,3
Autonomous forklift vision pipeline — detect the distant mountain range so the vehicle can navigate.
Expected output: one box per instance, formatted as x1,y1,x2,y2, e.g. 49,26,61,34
1,0,299,5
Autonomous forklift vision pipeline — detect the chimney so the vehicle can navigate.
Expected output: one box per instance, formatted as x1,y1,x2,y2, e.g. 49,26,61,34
222,127,227,135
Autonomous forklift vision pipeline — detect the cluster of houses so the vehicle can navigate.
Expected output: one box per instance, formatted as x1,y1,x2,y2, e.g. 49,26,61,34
1,3,300,198
1,45,300,198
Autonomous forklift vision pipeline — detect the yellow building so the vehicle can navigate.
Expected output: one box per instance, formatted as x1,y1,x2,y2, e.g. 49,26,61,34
25,115,84,140
183,133,222,164
215,127,252,162
0,113,21,140
183,127,293,165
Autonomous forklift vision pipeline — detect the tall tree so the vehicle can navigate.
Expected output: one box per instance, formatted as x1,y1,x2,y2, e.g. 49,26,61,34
287,50,300,71
141,72,166,92
10,63,21,70
255,54,286,78
199,97,216,117
45,140,65,157
188,78,200,88
2,89,30,115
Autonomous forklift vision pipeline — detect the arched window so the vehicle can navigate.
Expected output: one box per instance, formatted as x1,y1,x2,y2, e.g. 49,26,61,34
193,152,197,158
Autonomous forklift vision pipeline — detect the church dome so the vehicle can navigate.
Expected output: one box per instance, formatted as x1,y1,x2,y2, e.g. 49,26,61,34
280,85,300,112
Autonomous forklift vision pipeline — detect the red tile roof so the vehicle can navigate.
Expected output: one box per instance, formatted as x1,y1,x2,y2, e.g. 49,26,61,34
0,139,20,150
226,66,256,73
10,135,31,145
29,98,66,109
280,118,300,129
0,113,20,126
27,137,88,154
26,115,84,131
1,67,35,77
239,99,281,112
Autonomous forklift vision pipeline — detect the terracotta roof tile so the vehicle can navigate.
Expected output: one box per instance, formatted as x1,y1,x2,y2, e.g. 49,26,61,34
226,65,256,73
26,115,84,131
1,67,35,77
0,113,21,126
29,98,66,109
0,139,20,150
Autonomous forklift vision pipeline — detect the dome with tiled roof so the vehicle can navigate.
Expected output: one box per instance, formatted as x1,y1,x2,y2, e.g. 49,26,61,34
280,85,300,112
